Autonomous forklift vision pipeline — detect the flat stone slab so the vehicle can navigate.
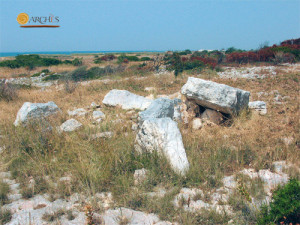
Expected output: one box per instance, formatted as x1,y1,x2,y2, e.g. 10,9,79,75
181,77,250,115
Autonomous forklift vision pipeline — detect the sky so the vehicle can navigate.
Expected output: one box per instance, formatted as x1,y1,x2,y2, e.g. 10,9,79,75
0,0,299,52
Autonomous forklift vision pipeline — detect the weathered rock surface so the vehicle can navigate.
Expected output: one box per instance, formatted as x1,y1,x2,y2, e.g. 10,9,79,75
67,108,87,117
139,98,174,124
92,110,105,120
181,77,250,115
14,102,60,126
101,207,174,225
201,109,223,124
102,89,152,110
248,101,267,115
59,119,82,132
135,118,189,175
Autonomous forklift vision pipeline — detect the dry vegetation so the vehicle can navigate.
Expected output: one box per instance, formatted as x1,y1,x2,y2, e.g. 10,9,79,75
0,55,299,224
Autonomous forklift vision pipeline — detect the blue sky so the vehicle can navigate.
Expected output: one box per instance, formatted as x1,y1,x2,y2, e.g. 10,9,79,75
0,0,299,52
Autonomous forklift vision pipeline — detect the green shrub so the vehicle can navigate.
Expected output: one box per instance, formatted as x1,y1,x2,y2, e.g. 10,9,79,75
41,69,50,74
140,57,151,61
118,54,139,63
42,74,61,81
0,54,62,69
257,178,300,225
72,58,83,66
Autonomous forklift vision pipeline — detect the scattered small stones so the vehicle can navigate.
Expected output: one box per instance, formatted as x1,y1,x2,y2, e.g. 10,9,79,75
92,110,105,120
91,132,113,139
59,119,83,132
67,108,87,117
134,168,149,185
248,101,267,115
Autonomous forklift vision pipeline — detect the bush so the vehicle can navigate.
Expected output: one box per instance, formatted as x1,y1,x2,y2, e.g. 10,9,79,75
66,66,88,81
140,57,151,61
257,178,300,225
0,54,62,69
0,82,18,102
72,58,83,66
118,54,139,63
42,74,61,81
101,54,116,61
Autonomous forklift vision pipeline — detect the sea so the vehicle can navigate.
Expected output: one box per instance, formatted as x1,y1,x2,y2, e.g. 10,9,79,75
0,51,163,57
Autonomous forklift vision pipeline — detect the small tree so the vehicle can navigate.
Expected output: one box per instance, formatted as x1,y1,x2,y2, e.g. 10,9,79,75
152,54,164,72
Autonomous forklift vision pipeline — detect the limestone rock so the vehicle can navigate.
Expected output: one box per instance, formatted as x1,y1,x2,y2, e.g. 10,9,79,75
102,89,152,110
135,118,189,175
201,109,223,124
248,101,267,115
139,98,174,124
192,118,202,130
14,102,60,126
92,110,105,120
181,77,250,115
67,108,87,117
59,119,82,132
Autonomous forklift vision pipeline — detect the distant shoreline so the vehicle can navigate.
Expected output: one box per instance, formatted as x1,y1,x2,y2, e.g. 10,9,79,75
0,51,164,57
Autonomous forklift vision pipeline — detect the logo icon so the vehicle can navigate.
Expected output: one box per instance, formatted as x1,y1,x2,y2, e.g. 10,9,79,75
17,13,29,25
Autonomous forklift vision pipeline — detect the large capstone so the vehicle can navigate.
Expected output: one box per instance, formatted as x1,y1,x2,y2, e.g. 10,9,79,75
181,77,250,115
135,117,189,175
102,89,152,110
14,101,60,126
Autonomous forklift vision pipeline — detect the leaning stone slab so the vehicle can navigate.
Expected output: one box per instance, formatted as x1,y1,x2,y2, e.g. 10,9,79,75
135,117,189,175
181,77,250,115
102,89,152,110
139,98,174,124
14,101,60,126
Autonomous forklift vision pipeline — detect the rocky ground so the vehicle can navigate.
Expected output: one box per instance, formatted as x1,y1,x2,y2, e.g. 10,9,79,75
0,63,299,224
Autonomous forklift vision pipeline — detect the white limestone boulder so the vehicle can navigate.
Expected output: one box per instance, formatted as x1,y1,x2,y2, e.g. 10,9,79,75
139,98,174,124
181,77,250,115
102,89,152,110
135,118,189,175
14,101,60,126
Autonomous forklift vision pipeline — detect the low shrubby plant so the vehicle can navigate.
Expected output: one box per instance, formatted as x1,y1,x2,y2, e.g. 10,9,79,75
257,178,300,225
0,81,18,102
0,208,12,224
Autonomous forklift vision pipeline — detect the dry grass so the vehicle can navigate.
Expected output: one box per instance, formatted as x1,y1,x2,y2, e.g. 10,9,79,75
0,62,299,224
